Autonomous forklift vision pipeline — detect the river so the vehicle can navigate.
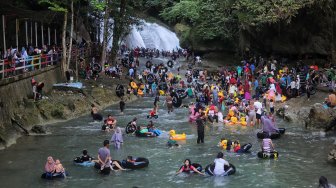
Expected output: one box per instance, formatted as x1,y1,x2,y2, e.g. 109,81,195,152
0,94,335,187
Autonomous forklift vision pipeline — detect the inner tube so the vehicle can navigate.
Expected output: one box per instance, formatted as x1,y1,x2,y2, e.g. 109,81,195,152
41,172,68,180
179,163,203,173
187,77,192,83
236,143,252,153
158,82,168,91
146,74,155,84
167,60,174,68
125,122,136,134
257,151,279,159
257,128,286,139
160,67,168,73
146,61,152,68
176,89,187,99
93,63,102,72
121,157,149,169
92,113,103,121
147,115,158,119
205,163,236,176
73,157,95,167
171,92,182,108
135,130,157,137
94,160,122,175
116,84,125,98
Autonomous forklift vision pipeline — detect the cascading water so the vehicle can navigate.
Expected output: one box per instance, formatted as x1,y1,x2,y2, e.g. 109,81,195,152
123,21,180,51
100,19,180,51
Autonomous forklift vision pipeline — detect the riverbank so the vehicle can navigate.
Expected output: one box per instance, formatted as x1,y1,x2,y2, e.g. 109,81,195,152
0,69,138,150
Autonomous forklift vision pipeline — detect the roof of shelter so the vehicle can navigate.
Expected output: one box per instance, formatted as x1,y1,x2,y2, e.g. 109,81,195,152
0,1,63,24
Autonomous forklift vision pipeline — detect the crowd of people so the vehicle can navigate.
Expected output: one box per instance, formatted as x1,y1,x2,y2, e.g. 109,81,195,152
41,46,335,185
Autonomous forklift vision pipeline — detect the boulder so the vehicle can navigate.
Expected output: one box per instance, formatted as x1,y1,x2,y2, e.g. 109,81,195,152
328,140,336,162
30,125,47,134
305,103,336,130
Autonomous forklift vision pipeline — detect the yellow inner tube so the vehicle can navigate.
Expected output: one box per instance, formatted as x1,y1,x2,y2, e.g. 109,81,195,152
131,82,138,89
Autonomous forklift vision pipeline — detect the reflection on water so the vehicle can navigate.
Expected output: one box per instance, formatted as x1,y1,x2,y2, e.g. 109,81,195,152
0,97,335,188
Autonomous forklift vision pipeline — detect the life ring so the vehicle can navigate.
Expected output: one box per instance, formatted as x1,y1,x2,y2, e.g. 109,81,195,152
147,115,158,119
146,61,152,68
236,143,252,153
92,113,103,121
92,63,102,72
159,90,165,95
257,151,279,159
146,74,155,84
158,82,168,91
41,172,69,180
187,77,192,83
135,130,157,137
125,122,136,134
116,84,125,97
179,163,203,173
176,89,187,99
171,92,182,108
130,82,138,89
160,67,168,73
121,157,149,169
205,163,236,176
167,60,174,68
94,161,122,175
257,128,285,139
73,157,95,167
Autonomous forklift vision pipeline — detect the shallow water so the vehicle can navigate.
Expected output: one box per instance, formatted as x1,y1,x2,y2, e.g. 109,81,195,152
0,96,335,188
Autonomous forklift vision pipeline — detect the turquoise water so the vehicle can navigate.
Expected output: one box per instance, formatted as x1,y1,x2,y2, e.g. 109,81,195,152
0,96,335,188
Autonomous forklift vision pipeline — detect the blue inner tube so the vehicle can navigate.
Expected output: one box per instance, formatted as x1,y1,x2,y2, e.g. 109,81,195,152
41,172,68,180
146,74,155,84
121,157,149,169
205,163,236,176
135,130,157,137
167,60,174,68
257,128,285,139
257,151,279,159
178,163,203,173
116,84,125,97
236,143,252,153
73,157,95,167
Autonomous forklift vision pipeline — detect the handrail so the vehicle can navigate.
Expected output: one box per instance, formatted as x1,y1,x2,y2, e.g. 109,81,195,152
0,47,91,80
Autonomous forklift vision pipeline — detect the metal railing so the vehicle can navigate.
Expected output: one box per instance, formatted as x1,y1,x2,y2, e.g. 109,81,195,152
0,53,61,79
0,46,92,80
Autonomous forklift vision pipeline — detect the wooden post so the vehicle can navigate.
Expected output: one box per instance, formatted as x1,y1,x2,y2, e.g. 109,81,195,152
25,21,28,46
48,27,50,45
41,24,44,46
55,29,57,45
35,22,37,47
30,21,32,45
15,18,18,48
2,15,6,55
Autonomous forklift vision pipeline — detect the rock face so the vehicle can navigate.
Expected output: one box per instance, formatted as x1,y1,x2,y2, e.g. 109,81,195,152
306,103,336,130
30,125,47,134
328,141,336,162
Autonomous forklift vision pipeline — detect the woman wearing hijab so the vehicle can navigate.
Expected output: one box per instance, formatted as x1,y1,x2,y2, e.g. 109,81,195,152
44,156,55,174
111,127,123,149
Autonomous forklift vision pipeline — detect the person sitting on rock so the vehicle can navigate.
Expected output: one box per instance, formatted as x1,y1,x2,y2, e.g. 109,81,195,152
325,89,336,108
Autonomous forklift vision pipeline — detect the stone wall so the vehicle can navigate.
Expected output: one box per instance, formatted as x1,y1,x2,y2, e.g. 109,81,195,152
0,66,62,149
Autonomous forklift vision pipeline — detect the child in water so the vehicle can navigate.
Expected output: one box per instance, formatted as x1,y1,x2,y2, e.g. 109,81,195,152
167,136,179,147
233,141,241,152
55,159,65,173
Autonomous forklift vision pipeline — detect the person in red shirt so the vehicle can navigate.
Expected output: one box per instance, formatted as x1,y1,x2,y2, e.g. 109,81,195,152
233,141,241,152
176,159,205,175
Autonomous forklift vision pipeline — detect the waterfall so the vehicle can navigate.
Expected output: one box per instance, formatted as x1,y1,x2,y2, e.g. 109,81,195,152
100,20,180,51
124,21,180,51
